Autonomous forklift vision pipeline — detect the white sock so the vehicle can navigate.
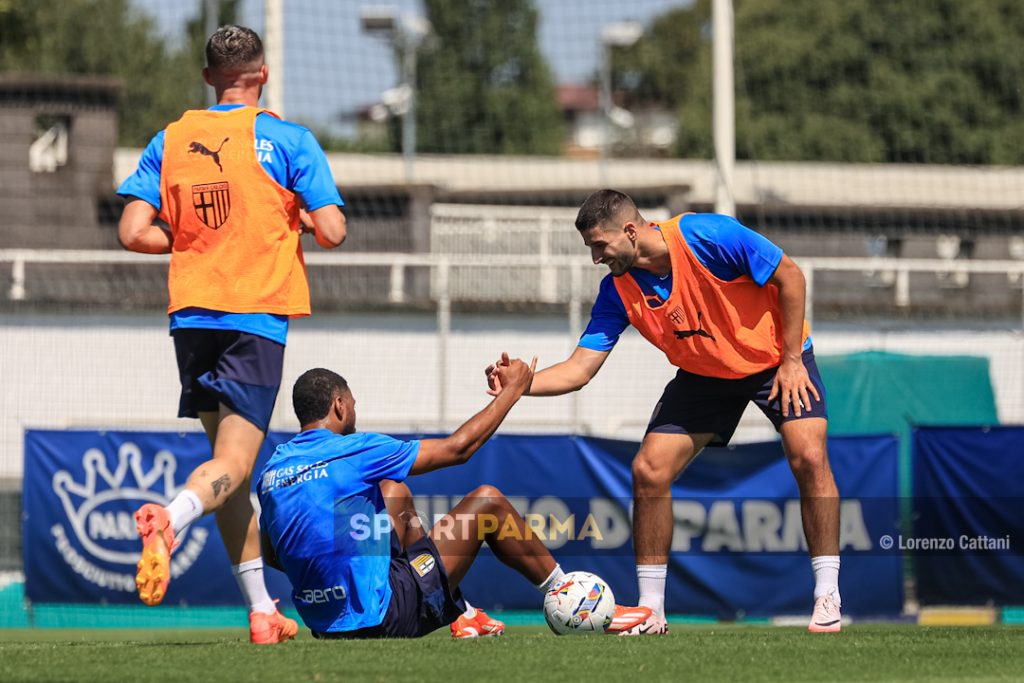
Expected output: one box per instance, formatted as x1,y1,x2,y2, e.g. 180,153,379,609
811,555,841,606
232,558,277,615
637,564,667,618
535,564,565,593
166,489,203,535
461,600,478,619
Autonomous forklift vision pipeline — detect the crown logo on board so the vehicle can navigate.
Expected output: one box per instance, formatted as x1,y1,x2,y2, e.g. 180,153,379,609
52,443,180,565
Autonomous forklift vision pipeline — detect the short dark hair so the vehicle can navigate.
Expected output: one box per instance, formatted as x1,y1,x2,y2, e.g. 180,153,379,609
205,25,264,70
575,189,638,232
292,368,349,425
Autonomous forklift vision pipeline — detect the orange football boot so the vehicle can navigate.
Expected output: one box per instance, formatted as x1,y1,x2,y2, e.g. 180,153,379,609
605,605,654,634
134,503,175,606
451,609,506,638
250,603,299,644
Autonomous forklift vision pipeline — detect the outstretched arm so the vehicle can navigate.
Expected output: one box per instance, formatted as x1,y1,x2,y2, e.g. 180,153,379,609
766,254,819,416
485,346,610,397
411,357,536,475
118,199,172,254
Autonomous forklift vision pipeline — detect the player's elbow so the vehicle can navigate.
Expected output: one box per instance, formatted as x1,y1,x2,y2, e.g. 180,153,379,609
571,372,593,392
443,435,475,466
117,220,145,252
314,209,347,249
562,367,596,394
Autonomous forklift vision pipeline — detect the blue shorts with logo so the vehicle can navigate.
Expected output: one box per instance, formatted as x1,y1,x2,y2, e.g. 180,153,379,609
312,533,465,640
647,346,828,446
172,328,283,433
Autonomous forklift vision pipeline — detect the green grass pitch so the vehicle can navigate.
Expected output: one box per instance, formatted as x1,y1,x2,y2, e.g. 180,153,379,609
2,625,1022,682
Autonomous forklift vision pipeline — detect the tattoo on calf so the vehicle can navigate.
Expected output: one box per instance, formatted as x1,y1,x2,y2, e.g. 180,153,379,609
211,474,231,498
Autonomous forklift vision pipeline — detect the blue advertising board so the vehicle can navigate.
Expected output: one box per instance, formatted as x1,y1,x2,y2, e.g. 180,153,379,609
912,426,1024,605
23,430,295,606
24,430,902,616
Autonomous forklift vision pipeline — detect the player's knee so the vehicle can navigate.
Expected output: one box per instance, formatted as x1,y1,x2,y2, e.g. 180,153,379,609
467,484,507,514
632,455,671,490
469,484,503,502
789,446,829,479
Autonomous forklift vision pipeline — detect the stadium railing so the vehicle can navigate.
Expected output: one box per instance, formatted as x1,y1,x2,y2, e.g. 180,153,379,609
3,249,1024,326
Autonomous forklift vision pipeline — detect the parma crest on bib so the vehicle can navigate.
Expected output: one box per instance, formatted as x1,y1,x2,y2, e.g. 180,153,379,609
191,182,231,229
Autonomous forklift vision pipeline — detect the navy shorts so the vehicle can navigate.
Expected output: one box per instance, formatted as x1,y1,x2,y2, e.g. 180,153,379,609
647,346,828,446
312,533,466,640
172,328,284,433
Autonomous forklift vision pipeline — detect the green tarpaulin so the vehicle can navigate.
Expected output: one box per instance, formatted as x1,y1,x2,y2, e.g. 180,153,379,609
817,350,999,499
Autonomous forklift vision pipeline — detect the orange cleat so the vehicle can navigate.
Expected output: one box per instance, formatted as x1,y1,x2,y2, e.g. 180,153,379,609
250,605,299,644
451,609,505,638
134,503,175,606
605,604,654,634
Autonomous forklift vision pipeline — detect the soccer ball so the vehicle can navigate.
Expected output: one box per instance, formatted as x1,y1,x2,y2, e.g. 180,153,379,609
543,571,616,635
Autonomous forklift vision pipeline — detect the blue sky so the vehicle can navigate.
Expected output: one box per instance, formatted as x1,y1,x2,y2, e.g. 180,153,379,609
132,0,687,134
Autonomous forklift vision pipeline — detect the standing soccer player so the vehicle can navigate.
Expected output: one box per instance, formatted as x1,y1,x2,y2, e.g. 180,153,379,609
487,190,841,634
116,25,346,643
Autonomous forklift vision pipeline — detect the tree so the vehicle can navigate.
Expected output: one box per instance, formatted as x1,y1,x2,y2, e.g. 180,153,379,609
0,0,223,146
415,0,562,155
619,0,1024,164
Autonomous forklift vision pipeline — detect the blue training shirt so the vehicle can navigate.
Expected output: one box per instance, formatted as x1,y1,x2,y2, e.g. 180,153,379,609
257,429,420,634
578,213,812,352
116,104,345,345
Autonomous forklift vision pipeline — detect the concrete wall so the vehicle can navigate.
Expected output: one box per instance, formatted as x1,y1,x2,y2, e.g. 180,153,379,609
0,78,119,249
1,311,1020,480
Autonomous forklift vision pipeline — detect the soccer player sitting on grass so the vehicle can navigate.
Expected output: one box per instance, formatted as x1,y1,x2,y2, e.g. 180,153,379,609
256,364,652,639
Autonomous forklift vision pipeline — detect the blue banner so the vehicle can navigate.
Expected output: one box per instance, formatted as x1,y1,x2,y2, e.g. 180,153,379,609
912,426,1024,605
412,433,902,618
23,430,294,606
25,430,902,617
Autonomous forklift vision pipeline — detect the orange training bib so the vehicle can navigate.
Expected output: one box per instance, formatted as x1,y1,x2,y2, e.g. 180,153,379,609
159,106,309,317
612,214,808,379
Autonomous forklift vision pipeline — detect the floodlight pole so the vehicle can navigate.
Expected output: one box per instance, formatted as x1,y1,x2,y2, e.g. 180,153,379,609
599,42,613,182
713,0,736,217
401,41,418,184
264,0,286,117
599,22,643,187
362,9,429,185
205,0,219,107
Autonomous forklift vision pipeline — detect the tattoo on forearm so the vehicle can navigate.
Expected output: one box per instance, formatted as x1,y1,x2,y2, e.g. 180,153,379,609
211,475,231,498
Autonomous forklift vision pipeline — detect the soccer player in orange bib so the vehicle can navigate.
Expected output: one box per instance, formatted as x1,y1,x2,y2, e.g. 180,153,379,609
116,25,346,643
487,190,842,634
